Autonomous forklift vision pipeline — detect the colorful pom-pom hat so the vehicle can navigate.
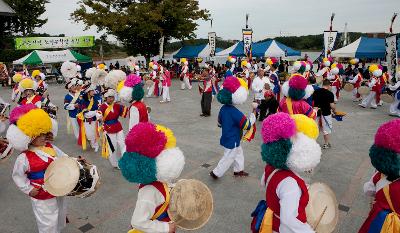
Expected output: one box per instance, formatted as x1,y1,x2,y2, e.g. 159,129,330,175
261,113,321,173
119,122,185,185
6,104,58,151
118,74,144,103
18,78,38,92
282,74,314,100
217,76,249,105
369,119,400,181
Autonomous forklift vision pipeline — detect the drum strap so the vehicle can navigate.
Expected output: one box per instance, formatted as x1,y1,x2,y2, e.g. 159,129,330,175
128,183,170,233
151,183,170,220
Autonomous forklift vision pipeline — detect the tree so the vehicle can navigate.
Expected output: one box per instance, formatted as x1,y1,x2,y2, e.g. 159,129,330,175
2,0,49,36
71,0,210,58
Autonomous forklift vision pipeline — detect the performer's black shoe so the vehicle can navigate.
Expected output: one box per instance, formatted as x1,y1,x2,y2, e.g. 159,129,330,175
234,171,249,177
209,171,218,179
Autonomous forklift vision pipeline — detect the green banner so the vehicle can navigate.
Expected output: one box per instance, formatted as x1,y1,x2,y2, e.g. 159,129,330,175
15,36,95,50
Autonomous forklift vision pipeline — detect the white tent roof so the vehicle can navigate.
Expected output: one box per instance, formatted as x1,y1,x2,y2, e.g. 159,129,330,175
0,0,15,16
13,50,84,65
330,37,361,58
215,42,239,57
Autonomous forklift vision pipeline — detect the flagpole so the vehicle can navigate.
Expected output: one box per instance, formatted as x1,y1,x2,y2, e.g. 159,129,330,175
390,13,398,34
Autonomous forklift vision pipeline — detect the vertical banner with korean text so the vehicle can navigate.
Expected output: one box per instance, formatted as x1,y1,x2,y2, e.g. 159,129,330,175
324,31,338,57
208,32,216,57
242,29,253,58
385,35,398,79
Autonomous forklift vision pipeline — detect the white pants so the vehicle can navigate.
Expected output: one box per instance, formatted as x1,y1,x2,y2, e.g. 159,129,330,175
31,197,67,233
352,87,360,100
180,77,192,90
107,131,126,167
360,91,377,108
213,146,244,177
84,121,98,149
389,93,400,116
162,86,170,101
331,86,338,102
70,117,80,139
147,82,155,97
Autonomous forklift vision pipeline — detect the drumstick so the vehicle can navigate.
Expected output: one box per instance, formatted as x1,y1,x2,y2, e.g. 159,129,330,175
313,206,328,230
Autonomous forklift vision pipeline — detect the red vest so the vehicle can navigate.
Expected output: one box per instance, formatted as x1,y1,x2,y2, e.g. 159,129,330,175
354,74,363,88
20,95,41,105
331,75,341,88
371,77,380,92
264,165,309,232
131,101,149,123
358,172,400,233
100,103,126,134
139,181,171,222
25,146,55,200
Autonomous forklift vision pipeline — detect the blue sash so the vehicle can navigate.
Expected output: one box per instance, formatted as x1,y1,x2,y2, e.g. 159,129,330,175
27,170,45,180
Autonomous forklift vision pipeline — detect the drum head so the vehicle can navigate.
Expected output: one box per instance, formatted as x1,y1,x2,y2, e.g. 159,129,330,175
168,179,213,231
381,93,394,103
316,76,323,84
343,83,354,92
145,79,153,86
358,86,370,96
43,157,80,196
306,182,338,233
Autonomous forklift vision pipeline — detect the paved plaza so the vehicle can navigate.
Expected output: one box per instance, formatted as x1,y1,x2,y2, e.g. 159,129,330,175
0,80,396,233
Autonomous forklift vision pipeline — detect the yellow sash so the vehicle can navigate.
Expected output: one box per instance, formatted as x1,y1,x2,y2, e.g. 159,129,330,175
286,98,294,115
380,185,400,233
127,183,170,233
77,97,94,150
101,104,114,159
26,95,35,104
37,146,56,157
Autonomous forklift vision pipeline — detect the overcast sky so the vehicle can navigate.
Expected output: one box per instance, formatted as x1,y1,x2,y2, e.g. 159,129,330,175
37,0,400,41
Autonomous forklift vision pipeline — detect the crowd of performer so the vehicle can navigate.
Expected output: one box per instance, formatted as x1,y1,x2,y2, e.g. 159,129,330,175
0,53,399,233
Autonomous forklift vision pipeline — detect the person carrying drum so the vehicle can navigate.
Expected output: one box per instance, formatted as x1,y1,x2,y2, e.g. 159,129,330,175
8,104,67,233
119,122,185,233
358,119,400,232
359,64,383,109
98,89,128,168
251,113,321,233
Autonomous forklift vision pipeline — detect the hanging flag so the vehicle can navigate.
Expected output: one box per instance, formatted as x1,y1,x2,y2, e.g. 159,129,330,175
385,35,398,79
323,31,338,57
390,13,398,34
159,36,165,58
243,29,253,58
208,32,216,57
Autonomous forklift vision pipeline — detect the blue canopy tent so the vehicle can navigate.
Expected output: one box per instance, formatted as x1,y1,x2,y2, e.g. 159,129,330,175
216,40,300,57
173,44,222,58
331,37,400,58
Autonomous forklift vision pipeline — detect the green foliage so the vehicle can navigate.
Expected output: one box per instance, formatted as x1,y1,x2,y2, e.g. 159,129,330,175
72,0,210,58
2,0,49,36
